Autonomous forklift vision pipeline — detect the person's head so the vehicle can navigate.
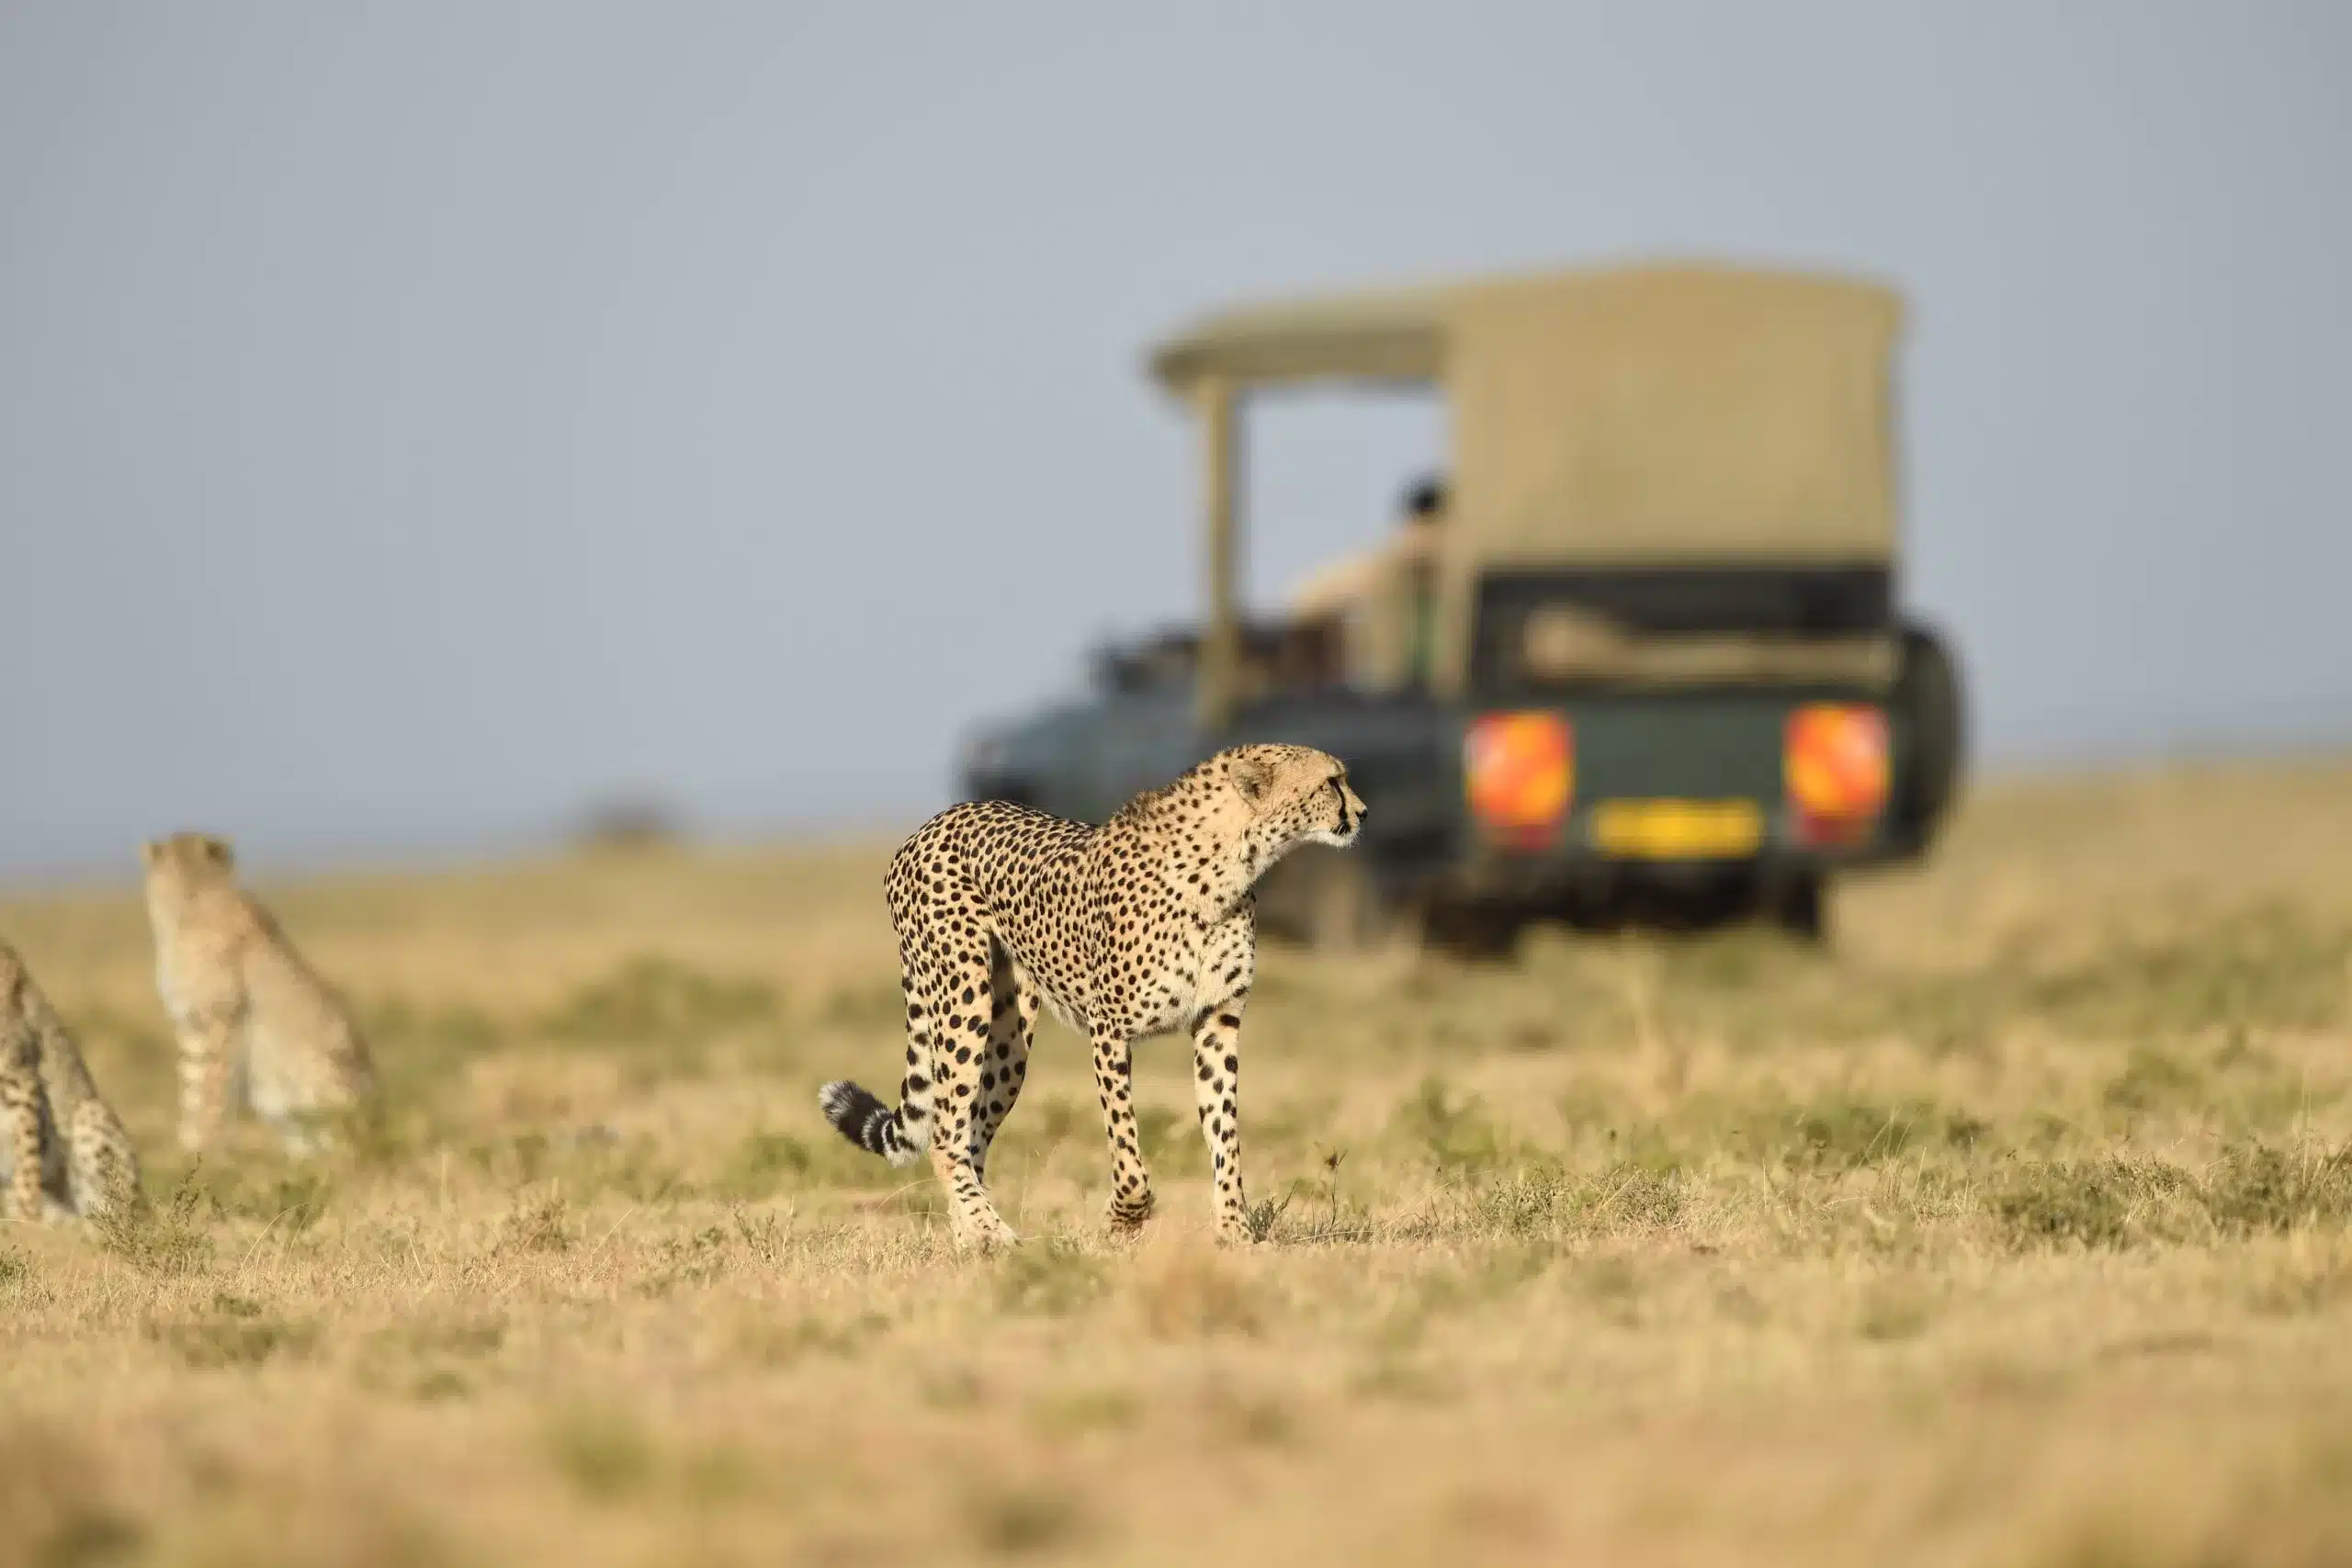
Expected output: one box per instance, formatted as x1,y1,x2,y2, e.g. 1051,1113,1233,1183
1402,474,1448,529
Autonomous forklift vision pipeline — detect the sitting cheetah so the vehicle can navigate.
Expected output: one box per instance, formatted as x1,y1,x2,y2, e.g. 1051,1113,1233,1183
0,941,142,1223
819,743,1365,1249
141,833,379,1156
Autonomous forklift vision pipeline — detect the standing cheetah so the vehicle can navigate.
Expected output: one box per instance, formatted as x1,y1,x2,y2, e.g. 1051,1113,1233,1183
141,833,379,1156
0,940,142,1223
819,743,1365,1249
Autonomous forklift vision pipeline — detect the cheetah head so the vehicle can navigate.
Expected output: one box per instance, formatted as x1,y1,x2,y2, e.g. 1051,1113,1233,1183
1218,744,1366,865
141,831,238,897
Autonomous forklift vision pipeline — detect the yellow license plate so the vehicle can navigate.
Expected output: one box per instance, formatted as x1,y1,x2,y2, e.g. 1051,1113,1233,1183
1589,799,1764,859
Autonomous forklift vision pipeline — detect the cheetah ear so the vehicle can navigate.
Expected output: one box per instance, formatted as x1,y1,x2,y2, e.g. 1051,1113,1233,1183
141,840,164,869
202,836,234,868
1228,754,1277,807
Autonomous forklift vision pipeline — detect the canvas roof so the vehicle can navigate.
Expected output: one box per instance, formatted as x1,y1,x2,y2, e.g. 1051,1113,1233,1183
1152,261,1908,700
1148,284,1448,390
1150,261,1904,563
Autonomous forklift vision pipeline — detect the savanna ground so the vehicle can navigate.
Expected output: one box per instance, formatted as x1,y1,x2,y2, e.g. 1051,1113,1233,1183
6,761,2352,1567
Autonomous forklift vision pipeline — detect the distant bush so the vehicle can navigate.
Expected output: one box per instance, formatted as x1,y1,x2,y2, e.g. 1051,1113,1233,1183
566,795,686,853
1990,1140,2352,1249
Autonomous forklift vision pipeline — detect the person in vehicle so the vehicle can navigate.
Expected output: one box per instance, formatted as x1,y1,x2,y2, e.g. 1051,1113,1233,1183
1285,474,1447,689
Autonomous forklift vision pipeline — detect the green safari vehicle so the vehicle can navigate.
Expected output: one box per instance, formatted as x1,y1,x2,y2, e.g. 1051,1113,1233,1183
959,261,1965,952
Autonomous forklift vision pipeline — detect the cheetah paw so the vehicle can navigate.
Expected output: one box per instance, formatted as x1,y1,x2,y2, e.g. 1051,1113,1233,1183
950,1215,1021,1253
1104,1195,1157,1236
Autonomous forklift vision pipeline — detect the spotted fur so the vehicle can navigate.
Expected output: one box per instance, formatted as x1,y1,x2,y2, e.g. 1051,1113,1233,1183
0,940,143,1224
141,832,379,1156
819,743,1366,1249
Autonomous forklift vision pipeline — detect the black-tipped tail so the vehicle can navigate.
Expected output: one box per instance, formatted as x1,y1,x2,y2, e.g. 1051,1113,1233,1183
818,1079,921,1167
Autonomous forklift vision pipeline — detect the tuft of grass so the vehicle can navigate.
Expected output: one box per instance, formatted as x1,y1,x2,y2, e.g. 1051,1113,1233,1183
93,1168,213,1278
2200,1142,2352,1236
1256,1149,1375,1244
1469,1162,1685,1241
1991,1158,2193,1249
495,1190,576,1256
639,1224,733,1296
1241,1191,1293,1244
1993,1142,2352,1250
968,1483,1087,1558
993,1237,1108,1317
1781,1095,1970,1170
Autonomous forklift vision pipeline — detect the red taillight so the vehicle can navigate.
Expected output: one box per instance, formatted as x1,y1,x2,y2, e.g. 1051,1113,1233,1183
1785,705,1890,844
1465,712,1574,846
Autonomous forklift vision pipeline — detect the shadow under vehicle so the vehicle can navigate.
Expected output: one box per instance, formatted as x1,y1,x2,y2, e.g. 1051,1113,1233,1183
961,262,1965,953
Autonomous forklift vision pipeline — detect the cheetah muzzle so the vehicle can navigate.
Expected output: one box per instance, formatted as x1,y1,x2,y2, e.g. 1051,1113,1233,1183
818,742,1366,1250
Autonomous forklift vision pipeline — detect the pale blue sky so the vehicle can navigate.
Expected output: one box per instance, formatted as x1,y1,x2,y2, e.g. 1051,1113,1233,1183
3,3,2347,876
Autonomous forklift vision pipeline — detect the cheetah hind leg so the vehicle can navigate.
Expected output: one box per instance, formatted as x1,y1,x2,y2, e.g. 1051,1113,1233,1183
922,949,1019,1251
967,943,1037,1188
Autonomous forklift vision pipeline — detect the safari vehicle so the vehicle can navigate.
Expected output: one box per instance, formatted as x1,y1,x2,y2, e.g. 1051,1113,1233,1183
960,262,1965,951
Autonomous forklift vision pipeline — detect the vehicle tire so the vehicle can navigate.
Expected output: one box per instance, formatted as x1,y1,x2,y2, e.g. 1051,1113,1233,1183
1421,897,1523,962
1762,871,1829,943
963,772,1035,809
1891,621,1966,851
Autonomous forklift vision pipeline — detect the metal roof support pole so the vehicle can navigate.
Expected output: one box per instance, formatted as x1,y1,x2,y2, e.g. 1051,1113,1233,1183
1195,374,1240,731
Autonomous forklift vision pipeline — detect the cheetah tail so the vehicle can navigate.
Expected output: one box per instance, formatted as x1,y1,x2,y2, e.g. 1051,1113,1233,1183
816,1079,927,1168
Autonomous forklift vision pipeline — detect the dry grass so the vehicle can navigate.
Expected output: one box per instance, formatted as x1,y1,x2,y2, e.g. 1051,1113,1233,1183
6,759,2352,1566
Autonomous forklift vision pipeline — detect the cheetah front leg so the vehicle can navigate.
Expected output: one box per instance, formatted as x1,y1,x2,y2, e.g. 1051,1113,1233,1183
924,954,1020,1251
174,1005,243,1155
1,1070,50,1223
67,1102,143,1221
1092,1026,1154,1234
1192,998,1252,1243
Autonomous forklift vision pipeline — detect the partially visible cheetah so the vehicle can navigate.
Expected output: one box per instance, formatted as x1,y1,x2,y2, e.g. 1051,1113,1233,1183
141,833,379,1156
0,940,142,1223
820,743,1365,1249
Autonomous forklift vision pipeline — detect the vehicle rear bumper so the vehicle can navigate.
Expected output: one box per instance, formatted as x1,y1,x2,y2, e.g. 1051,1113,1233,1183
1419,829,1904,909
